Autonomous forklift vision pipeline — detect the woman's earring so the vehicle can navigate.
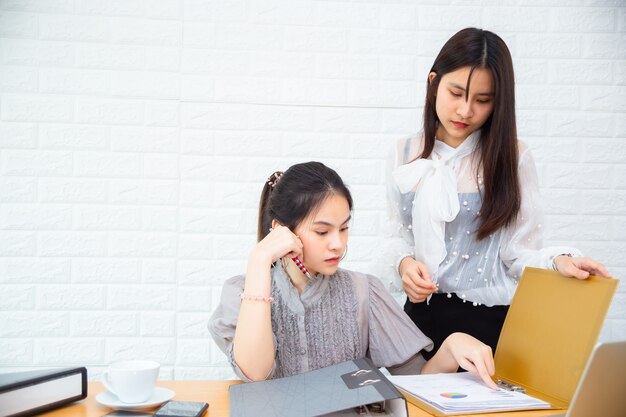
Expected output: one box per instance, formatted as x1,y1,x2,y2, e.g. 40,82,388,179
340,245,348,261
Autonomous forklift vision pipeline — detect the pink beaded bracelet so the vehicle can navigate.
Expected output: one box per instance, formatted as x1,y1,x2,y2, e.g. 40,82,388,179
240,293,274,303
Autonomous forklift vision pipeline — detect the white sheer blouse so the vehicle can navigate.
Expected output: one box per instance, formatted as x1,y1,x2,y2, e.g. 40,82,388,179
378,131,581,307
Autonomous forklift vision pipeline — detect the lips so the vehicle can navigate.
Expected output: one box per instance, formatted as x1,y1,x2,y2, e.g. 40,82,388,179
325,257,340,265
452,121,469,129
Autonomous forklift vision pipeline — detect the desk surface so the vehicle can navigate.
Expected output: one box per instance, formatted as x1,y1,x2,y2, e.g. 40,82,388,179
38,381,567,417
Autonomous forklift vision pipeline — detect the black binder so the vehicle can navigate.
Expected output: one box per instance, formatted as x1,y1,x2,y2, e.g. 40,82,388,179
229,357,407,417
0,367,88,417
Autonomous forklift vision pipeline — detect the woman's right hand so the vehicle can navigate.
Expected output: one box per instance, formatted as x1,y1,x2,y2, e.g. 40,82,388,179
400,256,437,303
251,225,303,265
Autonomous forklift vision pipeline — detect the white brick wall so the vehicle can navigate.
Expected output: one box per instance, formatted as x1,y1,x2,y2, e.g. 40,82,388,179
0,0,624,380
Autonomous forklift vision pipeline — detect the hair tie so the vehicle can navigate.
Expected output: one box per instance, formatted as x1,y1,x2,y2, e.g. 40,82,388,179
267,171,283,189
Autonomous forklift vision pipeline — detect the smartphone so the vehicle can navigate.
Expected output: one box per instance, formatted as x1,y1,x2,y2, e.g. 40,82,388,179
154,401,209,417
101,411,154,417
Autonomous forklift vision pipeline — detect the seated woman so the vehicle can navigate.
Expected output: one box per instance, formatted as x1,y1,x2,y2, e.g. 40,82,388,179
209,161,496,388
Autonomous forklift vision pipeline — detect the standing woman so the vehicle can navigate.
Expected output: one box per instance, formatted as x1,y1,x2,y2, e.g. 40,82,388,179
384,28,610,360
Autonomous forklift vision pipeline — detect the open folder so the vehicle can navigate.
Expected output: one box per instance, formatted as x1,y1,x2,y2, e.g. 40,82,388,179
230,357,409,417
390,267,618,416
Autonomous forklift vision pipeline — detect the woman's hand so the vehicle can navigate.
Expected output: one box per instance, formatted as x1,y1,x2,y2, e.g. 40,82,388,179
399,256,437,303
235,224,302,381
251,225,303,266
554,256,611,280
422,332,498,390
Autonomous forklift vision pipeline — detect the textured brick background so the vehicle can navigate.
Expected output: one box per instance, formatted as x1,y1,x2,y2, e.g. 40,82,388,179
0,0,624,380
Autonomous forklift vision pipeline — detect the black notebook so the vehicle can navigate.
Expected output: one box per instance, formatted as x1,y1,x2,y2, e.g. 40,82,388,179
0,367,87,417
229,357,407,417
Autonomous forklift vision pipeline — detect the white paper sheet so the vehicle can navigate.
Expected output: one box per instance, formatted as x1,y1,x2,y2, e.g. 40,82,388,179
388,372,550,414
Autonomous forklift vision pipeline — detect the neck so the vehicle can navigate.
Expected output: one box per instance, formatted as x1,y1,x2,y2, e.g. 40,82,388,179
435,128,467,149
284,259,309,295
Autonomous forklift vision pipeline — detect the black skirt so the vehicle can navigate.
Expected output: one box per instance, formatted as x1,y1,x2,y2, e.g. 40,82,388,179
404,293,509,361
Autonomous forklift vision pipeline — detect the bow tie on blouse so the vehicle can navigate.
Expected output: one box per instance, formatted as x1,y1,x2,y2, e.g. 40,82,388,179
392,131,480,280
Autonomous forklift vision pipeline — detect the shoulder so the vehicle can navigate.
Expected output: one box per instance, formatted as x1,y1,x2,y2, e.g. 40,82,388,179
337,268,388,292
517,139,529,154
209,275,246,332
220,275,246,296
393,133,424,165
224,274,245,287
395,134,420,149
516,139,536,167
335,268,368,284
517,139,532,159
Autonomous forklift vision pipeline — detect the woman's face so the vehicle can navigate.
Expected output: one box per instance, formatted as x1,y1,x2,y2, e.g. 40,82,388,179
431,66,495,147
294,193,350,277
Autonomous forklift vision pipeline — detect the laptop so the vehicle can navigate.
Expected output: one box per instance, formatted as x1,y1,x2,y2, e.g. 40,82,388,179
548,341,626,417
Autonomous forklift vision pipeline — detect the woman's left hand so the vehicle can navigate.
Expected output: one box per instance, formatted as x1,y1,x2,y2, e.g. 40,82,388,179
443,333,498,390
423,332,498,389
554,256,611,279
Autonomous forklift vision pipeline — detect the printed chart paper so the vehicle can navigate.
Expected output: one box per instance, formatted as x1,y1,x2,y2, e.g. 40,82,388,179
388,372,550,414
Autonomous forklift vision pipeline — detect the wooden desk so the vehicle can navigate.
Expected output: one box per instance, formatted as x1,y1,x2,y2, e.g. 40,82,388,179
38,381,567,417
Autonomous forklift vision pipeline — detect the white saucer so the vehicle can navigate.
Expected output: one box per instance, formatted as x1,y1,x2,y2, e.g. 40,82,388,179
96,387,175,410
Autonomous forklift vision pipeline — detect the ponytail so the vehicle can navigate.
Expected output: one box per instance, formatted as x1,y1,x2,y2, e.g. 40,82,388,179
257,171,283,242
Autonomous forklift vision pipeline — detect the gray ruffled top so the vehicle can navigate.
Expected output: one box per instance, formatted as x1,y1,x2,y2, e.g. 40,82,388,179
209,265,433,381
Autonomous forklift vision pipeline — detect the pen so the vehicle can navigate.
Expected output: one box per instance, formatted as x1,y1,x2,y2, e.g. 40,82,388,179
292,256,313,280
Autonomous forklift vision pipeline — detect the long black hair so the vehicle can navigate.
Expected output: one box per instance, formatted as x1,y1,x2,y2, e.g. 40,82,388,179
257,162,353,241
422,27,520,240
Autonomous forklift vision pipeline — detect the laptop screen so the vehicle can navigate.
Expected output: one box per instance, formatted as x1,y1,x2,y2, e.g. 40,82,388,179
562,341,626,417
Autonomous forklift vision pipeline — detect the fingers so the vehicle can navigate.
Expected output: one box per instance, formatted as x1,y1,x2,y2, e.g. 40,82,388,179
568,265,590,280
284,250,302,260
264,226,303,260
403,267,437,290
481,345,495,377
478,369,498,390
575,258,611,278
461,347,498,390
402,281,429,303
416,263,432,282
446,333,497,390
593,264,611,278
402,275,437,294
556,256,589,280
557,256,612,280
402,271,437,303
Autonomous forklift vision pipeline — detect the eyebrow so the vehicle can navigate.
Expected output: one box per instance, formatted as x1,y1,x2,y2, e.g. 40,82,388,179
448,82,494,96
312,215,352,227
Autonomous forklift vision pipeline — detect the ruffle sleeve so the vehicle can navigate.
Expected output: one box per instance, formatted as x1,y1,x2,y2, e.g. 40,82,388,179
499,143,582,279
370,136,418,298
208,275,277,382
366,274,432,374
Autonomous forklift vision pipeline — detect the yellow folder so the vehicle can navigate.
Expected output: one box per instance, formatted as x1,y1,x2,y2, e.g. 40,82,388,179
493,267,618,410
394,267,618,416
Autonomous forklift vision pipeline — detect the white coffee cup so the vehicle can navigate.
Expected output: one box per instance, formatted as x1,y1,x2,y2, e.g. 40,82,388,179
101,360,160,403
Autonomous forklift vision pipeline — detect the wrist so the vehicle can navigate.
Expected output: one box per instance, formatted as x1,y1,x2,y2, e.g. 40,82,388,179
397,254,414,275
434,333,461,372
249,247,274,266
551,253,573,271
